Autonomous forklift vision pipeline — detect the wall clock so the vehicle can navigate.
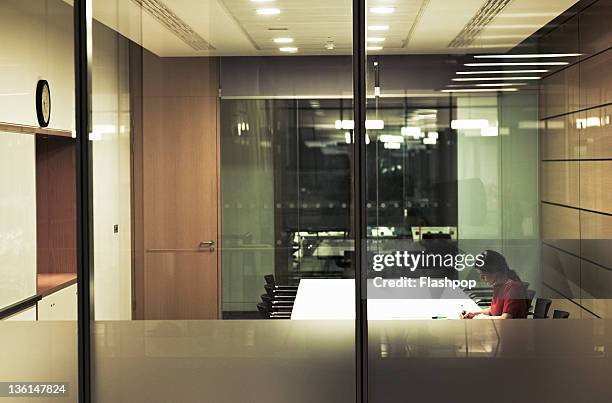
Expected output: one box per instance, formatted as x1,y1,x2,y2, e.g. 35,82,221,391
36,79,51,127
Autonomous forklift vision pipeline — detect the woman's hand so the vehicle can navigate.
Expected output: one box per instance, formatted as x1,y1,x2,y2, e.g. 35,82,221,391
460,311,483,319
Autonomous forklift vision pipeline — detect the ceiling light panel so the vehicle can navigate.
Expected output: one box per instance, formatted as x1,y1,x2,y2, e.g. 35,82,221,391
452,76,541,81
370,7,395,14
274,37,294,43
456,69,548,74
474,53,581,58
368,25,389,31
465,62,568,66
257,8,280,15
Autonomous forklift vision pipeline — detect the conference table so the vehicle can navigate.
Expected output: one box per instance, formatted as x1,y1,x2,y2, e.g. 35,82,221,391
291,279,480,320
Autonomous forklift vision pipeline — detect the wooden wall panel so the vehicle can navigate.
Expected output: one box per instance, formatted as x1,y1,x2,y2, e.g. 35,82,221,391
580,210,612,269
542,244,581,300
36,136,76,274
540,161,579,207
580,260,612,318
580,48,612,110
539,1,612,318
541,115,579,160
579,0,612,57
540,64,580,120
580,105,612,159
580,160,612,214
541,203,580,255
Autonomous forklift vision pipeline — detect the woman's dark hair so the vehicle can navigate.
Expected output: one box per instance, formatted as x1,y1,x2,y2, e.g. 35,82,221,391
478,250,521,281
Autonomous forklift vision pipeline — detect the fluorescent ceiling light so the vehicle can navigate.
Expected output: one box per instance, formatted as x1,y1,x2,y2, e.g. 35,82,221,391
279,47,298,53
442,88,519,92
367,37,385,43
474,83,525,87
370,7,394,14
379,134,404,143
448,83,525,87
368,25,389,31
456,69,548,74
465,62,568,66
367,46,383,51
345,132,352,144
257,8,280,15
474,53,581,58
274,37,293,43
423,137,437,145
335,120,355,130
384,142,401,149
452,77,540,81
365,119,384,130
451,119,489,129
335,119,384,130
427,131,438,139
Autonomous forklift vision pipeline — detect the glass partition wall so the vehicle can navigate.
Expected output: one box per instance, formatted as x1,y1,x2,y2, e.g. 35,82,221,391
4,0,612,402
89,1,356,402
364,1,612,402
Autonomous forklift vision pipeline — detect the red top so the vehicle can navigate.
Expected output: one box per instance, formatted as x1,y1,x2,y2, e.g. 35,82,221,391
490,279,528,318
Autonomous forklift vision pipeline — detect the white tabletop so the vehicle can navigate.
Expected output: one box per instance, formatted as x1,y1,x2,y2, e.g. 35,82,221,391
291,279,480,320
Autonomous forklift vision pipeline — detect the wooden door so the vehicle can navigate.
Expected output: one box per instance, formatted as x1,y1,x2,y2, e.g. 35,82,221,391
135,54,219,320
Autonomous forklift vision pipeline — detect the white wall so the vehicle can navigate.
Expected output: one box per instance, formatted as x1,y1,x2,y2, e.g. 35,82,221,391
91,22,133,320
0,0,74,131
0,132,37,308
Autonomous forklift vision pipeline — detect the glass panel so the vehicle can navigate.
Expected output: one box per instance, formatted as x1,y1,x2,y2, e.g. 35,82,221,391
0,0,77,400
363,0,612,401
91,0,355,401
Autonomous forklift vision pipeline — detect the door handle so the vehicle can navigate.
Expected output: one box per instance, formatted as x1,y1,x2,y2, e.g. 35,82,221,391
199,241,215,252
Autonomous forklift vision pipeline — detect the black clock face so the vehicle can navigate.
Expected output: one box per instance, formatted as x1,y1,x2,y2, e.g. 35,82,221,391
36,80,51,127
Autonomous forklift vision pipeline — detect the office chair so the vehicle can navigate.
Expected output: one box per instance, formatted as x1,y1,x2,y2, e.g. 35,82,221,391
259,276,296,319
257,303,269,319
553,310,570,319
264,274,299,290
530,298,552,319
264,284,297,299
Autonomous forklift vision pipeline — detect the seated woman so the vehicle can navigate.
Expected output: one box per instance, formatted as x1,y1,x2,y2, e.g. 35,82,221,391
461,250,528,319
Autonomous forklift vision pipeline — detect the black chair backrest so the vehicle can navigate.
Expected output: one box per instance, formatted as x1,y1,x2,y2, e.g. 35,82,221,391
257,303,269,319
533,298,552,319
264,284,275,298
553,310,570,319
264,274,275,286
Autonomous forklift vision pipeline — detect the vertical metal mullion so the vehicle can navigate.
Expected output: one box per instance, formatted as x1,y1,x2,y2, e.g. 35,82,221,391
352,0,367,401
75,0,93,402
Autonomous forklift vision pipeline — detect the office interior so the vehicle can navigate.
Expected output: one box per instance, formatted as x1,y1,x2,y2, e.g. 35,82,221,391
1,0,612,402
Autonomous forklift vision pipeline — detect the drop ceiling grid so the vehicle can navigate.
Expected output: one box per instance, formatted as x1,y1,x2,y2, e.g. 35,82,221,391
221,0,425,52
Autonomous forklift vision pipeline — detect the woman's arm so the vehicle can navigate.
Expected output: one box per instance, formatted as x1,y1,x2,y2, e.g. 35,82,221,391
476,312,512,320
461,307,491,319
